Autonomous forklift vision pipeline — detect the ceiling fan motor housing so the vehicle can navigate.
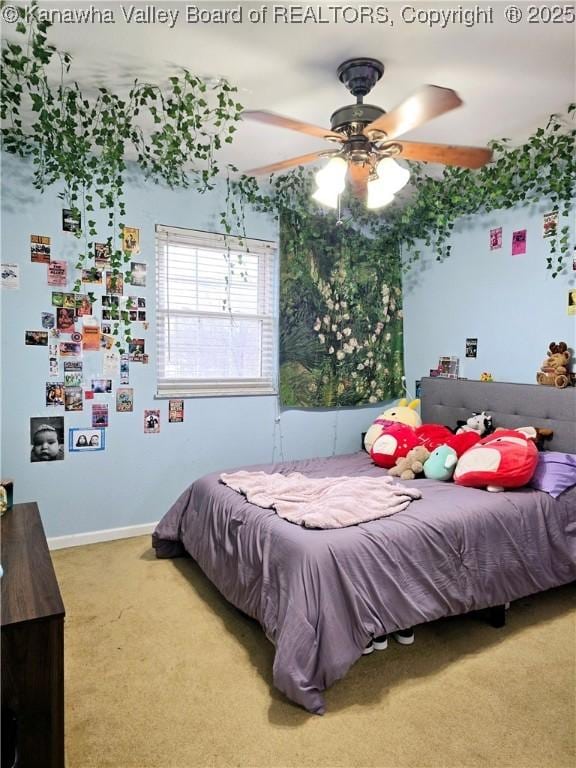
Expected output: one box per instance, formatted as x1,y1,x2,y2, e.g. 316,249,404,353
337,58,384,98
330,104,385,133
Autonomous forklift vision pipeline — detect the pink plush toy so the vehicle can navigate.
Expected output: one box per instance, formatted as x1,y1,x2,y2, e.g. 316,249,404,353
454,429,538,492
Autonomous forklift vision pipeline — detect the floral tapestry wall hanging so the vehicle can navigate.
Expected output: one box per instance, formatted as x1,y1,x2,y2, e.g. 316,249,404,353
279,213,404,407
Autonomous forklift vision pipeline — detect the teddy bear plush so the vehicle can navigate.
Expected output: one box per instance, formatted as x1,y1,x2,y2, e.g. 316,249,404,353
536,341,571,388
388,445,430,480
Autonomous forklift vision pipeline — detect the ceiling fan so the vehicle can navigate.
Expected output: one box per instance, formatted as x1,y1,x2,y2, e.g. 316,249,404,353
242,58,493,208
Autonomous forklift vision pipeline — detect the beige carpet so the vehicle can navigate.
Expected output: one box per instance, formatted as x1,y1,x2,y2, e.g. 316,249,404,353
52,535,576,768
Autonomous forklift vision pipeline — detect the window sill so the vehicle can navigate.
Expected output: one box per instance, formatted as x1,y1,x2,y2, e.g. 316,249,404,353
154,390,278,400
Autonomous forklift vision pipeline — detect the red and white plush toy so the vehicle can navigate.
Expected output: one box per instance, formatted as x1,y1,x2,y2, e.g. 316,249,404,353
453,428,538,492
364,399,421,452
371,423,420,469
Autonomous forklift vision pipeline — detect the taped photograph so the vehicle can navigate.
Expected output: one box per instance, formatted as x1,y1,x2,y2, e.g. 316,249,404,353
69,427,105,452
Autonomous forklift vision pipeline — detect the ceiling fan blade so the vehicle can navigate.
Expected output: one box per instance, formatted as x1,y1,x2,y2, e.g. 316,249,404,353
364,85,463,139
391,140,493,168
244,150,336,176
242,110,342,141
348,163,370,199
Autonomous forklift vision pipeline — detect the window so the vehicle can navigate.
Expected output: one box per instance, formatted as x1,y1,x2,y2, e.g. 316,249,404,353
156,225,277,397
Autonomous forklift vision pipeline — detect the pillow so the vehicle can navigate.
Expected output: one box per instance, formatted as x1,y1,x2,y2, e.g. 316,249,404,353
529,451,576,498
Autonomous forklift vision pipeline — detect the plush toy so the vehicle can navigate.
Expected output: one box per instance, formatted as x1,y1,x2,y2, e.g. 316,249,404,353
363,418,396,453
453,428,538,492
380,398,422,428
414,423,454,451
536,341,572,389
480,372,494,382
364,398,421,452
423,445,458,481
389,446,430,480
456,411,493,437
370,423,420,469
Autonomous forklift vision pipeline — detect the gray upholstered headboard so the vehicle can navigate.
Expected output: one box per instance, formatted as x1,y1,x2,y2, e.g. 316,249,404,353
421,378,576,454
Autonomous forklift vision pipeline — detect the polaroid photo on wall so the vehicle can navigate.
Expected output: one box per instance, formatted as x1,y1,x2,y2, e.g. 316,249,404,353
69,428,105,452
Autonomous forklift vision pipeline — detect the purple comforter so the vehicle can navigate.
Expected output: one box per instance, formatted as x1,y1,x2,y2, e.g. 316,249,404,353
152,451,576,714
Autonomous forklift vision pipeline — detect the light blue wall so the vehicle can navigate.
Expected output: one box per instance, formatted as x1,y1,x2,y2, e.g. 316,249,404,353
403,202,576,393
1,155,384,538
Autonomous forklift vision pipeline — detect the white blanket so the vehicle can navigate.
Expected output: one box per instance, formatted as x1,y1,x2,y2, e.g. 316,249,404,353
219,471,422,529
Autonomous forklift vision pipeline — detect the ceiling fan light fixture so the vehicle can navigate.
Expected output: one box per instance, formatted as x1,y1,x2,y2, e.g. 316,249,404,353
375,157,411,193
314,156,347,189
312,186,340,209
366,176,395,210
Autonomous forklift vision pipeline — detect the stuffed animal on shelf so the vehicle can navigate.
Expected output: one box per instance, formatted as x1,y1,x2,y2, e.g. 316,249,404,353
423,445,458,481
480,372,494,382
536,341,572,389
456,411,493,437
454,428,538,492
363,398,421,452
389,446,430,481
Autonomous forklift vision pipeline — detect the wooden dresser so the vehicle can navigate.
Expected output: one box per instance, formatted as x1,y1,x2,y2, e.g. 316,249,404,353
1,502,65,768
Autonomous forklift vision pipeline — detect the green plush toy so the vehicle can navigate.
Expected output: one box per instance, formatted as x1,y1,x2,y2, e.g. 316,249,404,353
423,445,458,482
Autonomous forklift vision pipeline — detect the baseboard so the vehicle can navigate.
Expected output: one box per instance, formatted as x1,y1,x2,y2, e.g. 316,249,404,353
48,522,158,551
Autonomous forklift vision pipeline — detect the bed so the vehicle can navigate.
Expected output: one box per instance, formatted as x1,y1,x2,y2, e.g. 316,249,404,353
152,379,576,714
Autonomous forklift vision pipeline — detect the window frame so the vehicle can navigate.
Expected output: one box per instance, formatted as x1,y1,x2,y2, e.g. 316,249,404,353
155,224,278,398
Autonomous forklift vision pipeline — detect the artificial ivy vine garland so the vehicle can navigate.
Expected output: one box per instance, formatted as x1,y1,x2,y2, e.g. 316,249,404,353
231,106,575,278
1,0,243,350
2,0,574,372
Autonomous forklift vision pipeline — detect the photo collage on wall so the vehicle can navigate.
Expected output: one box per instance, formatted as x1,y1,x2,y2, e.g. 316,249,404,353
15,216,190,463
20,219,181,463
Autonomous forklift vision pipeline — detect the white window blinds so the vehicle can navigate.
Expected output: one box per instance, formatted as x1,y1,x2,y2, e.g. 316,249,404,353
156,225,277,397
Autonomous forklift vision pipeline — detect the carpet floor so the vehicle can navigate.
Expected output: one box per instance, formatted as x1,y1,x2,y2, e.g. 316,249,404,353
52,535,575,768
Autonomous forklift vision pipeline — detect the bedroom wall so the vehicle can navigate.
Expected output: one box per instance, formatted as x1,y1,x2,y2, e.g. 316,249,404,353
1,155,385,539
402,202,576,394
